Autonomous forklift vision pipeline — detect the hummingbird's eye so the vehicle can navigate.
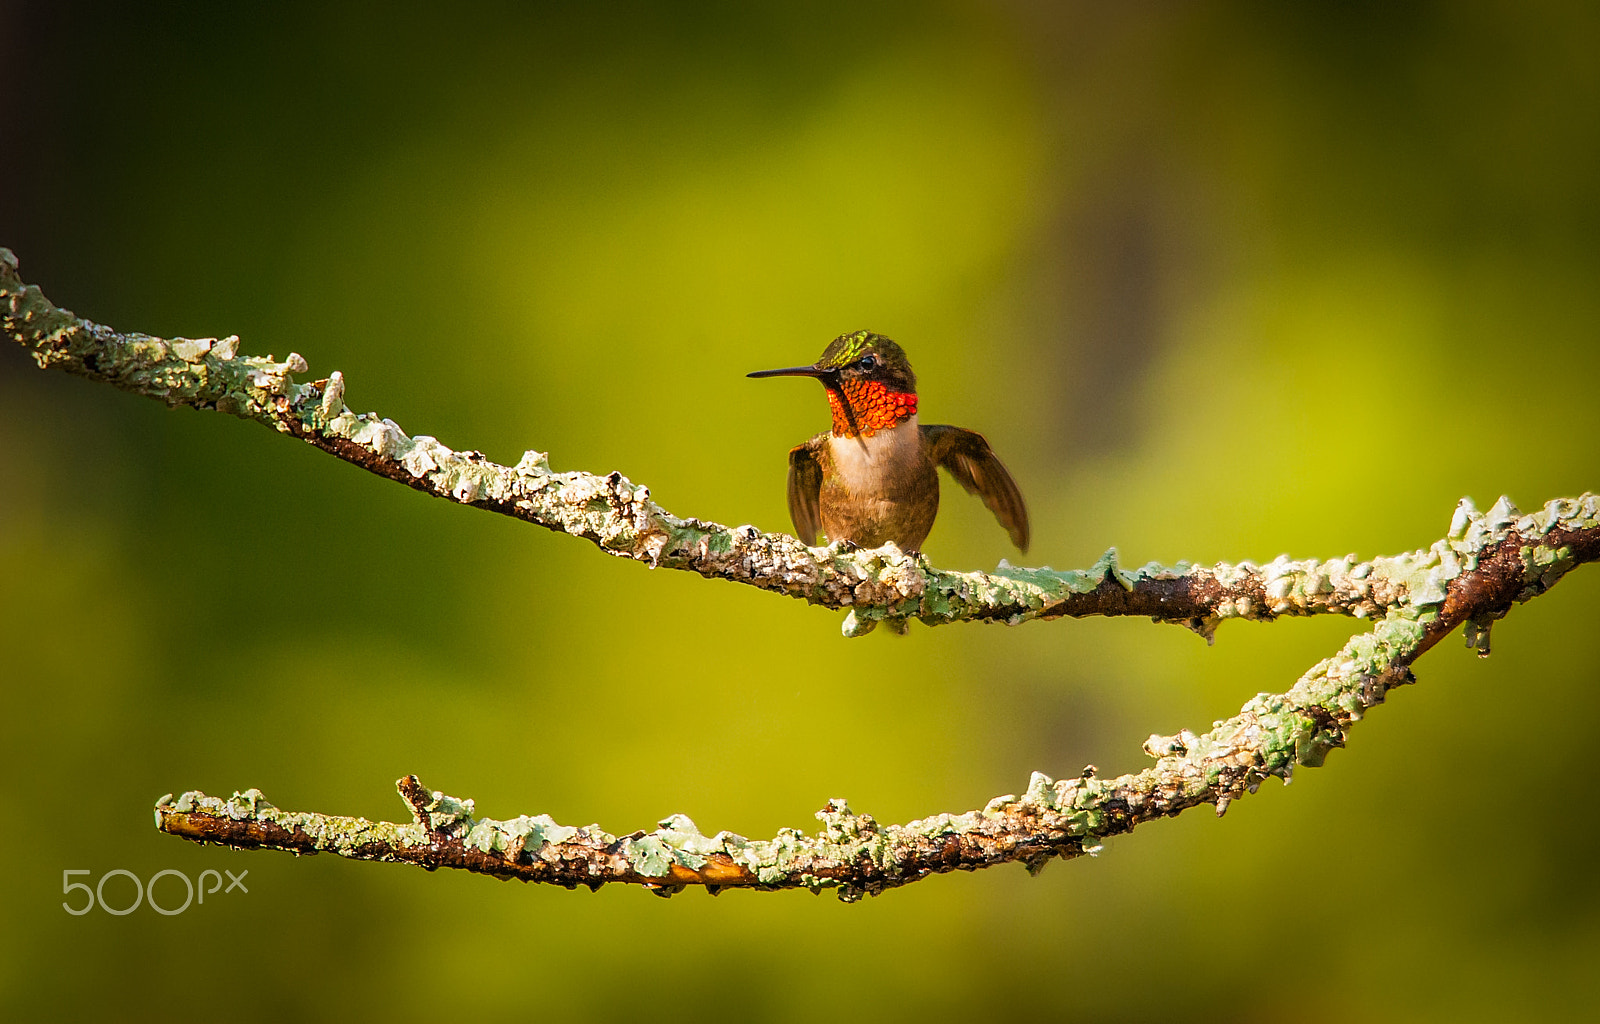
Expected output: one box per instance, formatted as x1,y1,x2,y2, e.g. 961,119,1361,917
858,354,877,371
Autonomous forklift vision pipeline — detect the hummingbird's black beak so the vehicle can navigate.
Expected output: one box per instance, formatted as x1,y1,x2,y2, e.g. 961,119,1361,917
746,364,835,381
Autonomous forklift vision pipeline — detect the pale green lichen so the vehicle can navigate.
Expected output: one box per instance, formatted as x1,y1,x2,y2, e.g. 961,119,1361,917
420,789,476,831
157,789,424,858
840,609,876,637
463,813,582,856
622,835,676,877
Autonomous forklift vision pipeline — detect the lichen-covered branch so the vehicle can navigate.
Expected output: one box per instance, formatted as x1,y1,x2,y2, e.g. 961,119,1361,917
155,496,1600,898
0,248,1483,637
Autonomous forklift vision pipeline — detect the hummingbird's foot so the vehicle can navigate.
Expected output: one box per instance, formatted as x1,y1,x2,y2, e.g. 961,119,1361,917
831,538,862,554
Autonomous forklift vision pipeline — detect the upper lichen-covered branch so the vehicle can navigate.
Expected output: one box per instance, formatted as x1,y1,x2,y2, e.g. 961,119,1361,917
1,248,1517,637
155,495,1600,899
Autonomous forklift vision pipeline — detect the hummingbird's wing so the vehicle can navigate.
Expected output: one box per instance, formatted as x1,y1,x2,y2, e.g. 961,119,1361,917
922,424,1030,553
786,435,827,545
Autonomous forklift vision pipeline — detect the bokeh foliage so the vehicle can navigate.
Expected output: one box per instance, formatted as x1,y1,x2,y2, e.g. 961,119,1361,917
3,3,1599,1020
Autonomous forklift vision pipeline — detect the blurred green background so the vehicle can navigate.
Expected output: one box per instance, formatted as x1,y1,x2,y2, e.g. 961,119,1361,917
4,2,1600,1020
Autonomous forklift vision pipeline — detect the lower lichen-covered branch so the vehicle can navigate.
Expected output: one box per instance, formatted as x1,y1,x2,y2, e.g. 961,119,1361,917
155,501,1600,899
0,248,1521,637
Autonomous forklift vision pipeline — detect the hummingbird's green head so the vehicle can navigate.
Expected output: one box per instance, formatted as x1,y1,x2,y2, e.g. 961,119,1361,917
747,330,919,439
814,330,917,395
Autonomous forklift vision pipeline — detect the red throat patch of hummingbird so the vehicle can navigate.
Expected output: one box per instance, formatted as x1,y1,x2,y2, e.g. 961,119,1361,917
828,379,917,438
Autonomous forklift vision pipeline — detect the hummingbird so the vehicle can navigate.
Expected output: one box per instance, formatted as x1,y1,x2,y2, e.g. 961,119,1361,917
748,331,1029,554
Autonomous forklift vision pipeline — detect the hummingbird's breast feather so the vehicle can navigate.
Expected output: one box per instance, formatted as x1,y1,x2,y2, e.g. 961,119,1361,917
826,415,926,487
820,415,939,550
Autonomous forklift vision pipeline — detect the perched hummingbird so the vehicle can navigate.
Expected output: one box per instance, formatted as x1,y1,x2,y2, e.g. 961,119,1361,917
748,331,1029,554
